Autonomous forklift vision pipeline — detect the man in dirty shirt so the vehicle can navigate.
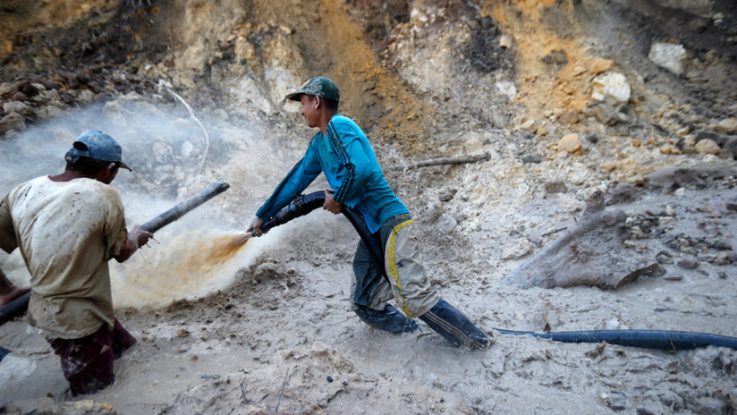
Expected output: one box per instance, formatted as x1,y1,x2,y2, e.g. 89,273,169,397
0,130,151,395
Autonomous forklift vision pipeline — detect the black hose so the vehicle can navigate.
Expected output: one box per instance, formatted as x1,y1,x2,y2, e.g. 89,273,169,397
260,191,387,277
495,328,737,351
0,291,30,325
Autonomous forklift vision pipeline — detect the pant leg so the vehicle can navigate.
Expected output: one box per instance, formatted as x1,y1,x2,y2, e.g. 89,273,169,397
110,319,136,359
382,219,439,318
352,239,393,310
49,324,115,395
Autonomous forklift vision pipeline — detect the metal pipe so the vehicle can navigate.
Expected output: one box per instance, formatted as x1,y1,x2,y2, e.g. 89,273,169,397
141,181,230,233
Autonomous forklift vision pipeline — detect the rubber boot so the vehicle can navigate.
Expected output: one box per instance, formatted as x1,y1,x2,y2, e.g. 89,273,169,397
419,299,492,349
354,304,418,333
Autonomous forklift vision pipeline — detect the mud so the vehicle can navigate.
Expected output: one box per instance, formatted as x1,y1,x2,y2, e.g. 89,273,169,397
2,1,737,414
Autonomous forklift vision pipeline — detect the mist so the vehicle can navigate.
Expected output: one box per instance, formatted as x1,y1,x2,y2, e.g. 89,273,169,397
0,93,300,308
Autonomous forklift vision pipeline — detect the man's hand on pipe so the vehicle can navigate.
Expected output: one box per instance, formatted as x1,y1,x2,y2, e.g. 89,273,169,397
323,190,342,214
248,216,264,237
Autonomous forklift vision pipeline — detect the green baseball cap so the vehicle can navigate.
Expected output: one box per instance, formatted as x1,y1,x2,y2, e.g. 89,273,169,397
286,76,340,102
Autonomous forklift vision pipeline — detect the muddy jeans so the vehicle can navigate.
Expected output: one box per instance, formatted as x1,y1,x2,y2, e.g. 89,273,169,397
48,319,136,395
352,214,439,318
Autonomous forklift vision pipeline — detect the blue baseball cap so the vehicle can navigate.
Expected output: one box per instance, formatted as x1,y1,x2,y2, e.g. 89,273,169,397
65,130,131,171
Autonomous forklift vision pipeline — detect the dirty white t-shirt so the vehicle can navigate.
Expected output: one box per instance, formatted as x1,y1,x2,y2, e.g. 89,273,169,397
0,176,127,339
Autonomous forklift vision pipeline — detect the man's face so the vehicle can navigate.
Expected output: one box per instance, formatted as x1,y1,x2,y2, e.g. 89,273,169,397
300,94,320,128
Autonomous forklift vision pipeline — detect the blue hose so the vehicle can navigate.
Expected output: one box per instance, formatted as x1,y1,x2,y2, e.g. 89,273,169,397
494,328,737,351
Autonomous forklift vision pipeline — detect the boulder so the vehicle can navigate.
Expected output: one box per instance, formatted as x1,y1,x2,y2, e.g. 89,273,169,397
503,210,660,289
694,138,720,155
592,72,630,102
648,43,687,75
714,118,737,134
0,112,26,133
2,101,31,116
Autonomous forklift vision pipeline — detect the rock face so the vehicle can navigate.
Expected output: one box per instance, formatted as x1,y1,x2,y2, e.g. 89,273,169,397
648,43,687,75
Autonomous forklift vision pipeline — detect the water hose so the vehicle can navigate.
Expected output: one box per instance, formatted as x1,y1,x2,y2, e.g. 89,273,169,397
494,328,737,351
260,191,387,278
0,291,30,325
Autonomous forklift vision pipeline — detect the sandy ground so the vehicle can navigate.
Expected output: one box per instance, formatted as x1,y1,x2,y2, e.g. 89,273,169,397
1,2,737,412
1,102,736,414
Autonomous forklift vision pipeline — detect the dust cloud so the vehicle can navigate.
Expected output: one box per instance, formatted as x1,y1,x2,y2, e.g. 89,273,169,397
0,94,294,309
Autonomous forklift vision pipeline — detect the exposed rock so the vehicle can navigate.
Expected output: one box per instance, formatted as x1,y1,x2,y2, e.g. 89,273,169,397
676,258,698,269
694,138,720,155
558,133,581,153
3,101,31,116
592,72,630,102
499,34,513,49
495,81,517,99
695,130,731,146
504,210,660,289
590,58,614,75
558,110,580,125
0,113,26,133
715,117,737,134
659,144,681,155
648,43,687,75
501,238,534,260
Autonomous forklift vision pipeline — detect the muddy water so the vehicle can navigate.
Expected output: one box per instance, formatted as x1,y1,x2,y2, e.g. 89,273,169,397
110,230,257,309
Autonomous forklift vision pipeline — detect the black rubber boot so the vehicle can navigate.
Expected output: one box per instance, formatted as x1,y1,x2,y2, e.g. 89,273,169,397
354,304,419,333
419,299,492,349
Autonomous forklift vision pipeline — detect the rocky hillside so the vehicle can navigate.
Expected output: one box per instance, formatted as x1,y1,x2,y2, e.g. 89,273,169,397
1,1,736,414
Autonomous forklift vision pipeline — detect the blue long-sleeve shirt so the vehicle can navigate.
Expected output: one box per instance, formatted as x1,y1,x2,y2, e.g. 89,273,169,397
256,115,409,233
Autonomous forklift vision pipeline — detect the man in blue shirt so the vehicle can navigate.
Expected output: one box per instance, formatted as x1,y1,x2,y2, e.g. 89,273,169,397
248,77,491,349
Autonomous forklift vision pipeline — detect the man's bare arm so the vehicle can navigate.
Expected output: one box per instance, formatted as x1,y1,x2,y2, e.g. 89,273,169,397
114,226,152,263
